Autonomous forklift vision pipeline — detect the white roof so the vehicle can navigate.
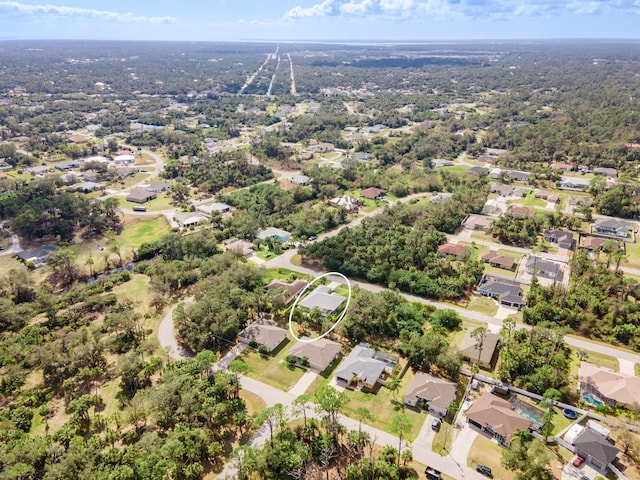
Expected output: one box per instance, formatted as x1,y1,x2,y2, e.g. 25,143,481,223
564,424,585,445
114,154,135,162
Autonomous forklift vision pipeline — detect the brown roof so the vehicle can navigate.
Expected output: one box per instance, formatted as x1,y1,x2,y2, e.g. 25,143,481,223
582,237,612,250
463,214,495,229
466,392,531,444
288,337,342,372
505,205,535,218
438,243,469,258
239,319,287,352
579,362,640,407
224,239,253,256
360,187,384,199
481,250,516,269
266,279,308,304
404,372,457,412
65,134,89,144
459,328,500,365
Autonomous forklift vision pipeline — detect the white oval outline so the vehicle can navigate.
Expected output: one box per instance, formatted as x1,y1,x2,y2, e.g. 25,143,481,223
288,271,352,343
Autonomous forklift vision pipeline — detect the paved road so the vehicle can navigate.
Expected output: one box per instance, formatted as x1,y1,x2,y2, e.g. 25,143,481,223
158,300,487,480
264,247,640,369
0,229,21,256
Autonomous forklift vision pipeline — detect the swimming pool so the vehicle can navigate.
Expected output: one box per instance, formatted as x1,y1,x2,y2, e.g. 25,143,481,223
582,392,604,407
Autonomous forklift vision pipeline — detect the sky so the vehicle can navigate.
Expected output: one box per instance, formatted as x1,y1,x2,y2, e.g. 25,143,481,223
0,0,639,42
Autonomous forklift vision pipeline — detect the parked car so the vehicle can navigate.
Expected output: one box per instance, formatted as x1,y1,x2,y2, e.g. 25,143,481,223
431,418,441,431
580,476,589,480
573,456,585,467
424,466,442,480
476,465,493,477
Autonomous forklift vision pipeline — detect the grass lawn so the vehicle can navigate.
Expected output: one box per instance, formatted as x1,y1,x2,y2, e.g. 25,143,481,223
636,364,640,376
137,195,174,212
550,407,574,436
508,193,547,208
466,296,499,316
471,231,495,243
240,389,267,417
467,435,516,479
99,377,122,419
254,245,278,261
238,338,305,391
449,319,487,348
568,345,619,373
623,241,640,269
443,165,468,176
340,368,425,442
111,274,153,316
119,215,171,249
432,420,455,455
484,264,517,279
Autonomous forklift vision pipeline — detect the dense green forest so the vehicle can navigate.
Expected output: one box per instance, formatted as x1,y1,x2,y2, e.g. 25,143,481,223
299,176,488,300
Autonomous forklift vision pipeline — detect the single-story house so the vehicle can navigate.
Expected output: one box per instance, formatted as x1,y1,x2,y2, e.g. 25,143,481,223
573,426,619,474
256,227,292,243
512,187,529,198
476,276,526,309
559,176,590,191
238,319,287,353
505,205,535,219
465,392,532,446
462,214,494,232
146,181,171,193
404,372,457,417
481,250,517,271
198,202,232,215
354,152,373,162
224,239,253,257
174,212,209,228
266,278,308,305
504,170,530,182
477,155,497,164
482,198,501,216
579,362,640,409
459,328,500,369
467,166,490,176
54,160,80,171
490,183,513,197
114,154,135,165
543,229,575,249
335,343,399,391
581,236,619,252
16,244,58,266
489,167,503,180
126,189,157,204
330,195,361,212
438,243,469,260
24,165,51,176
593,218,634,238
0,161,13,171
593,167,618,178
81,155,110,164
432,158,454,168
568,196,594,207
74,181,103,193
299,285,346,315
291,175,311,186
525,256,562,280
360,187,384,200
534,190,553,200
64,134,89,144
288,337,342,373
487,148,507,156
547,194,561,204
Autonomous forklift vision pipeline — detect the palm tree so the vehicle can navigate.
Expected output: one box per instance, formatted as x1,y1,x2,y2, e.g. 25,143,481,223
471,326,487,367
386,375,402,404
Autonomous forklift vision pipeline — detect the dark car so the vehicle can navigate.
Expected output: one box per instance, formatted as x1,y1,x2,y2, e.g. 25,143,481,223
476,465,493,477
424,466,442,480
431,418,441,431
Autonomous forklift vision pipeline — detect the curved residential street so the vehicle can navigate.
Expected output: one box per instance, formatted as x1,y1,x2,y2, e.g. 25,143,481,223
158,300,488,480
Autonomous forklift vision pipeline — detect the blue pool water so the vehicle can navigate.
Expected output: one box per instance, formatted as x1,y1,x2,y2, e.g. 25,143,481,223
582,392,604,407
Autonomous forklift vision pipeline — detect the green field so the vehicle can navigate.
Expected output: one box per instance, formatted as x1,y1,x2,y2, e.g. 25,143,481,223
119,215,171,249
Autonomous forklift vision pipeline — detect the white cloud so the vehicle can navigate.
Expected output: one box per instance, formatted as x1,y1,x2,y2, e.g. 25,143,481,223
283,0,640,21
286,0,337,18
0,1,176,23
